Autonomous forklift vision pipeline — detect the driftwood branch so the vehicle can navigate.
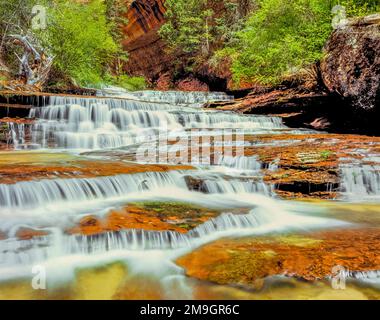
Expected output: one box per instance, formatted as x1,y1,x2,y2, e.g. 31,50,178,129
8,34,53,87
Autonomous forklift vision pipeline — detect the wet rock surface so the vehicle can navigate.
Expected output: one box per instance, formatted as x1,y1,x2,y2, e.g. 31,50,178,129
177,227,380,287
67,202,222,235
0,152,193,184
243,133,380,199
122,0,170,80
85,132,380,200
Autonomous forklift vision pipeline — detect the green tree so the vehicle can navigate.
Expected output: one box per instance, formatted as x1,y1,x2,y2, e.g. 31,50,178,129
37,0,121,86
159,0,214,57
219,0,379,86
0,0,36,75
159,0,257,72
337,0,379,16
224,0,332,85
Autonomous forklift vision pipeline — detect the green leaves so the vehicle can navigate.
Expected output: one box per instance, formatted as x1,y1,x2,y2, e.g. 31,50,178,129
219,0,379,86
225,0,332,85
159,0,214,57
36,0,122,87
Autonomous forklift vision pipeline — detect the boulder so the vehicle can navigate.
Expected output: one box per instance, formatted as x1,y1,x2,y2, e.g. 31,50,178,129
321,14,380,110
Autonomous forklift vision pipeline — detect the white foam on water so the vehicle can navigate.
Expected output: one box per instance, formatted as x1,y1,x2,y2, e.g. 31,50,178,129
0,194,347,287
0,90,370,296
340,157,380,201
23,92,287,150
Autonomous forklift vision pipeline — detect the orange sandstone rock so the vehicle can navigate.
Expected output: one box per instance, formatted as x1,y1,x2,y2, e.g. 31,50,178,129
177,228,380,287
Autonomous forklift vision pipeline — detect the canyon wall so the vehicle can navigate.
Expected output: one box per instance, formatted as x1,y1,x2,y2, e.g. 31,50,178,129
121,0,235,91
122,0,171,81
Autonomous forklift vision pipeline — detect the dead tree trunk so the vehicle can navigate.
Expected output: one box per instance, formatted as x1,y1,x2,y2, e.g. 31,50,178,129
8,35,53,89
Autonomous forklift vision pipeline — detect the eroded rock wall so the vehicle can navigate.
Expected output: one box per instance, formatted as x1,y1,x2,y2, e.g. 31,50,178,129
122,0,171,80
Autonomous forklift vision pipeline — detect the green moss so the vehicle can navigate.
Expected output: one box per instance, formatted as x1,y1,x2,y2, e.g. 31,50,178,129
131,201,219,218
275,235,322,247
210,250,277,286
320,150,333,160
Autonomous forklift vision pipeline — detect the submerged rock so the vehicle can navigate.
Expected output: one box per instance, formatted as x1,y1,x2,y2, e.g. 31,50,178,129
67,202,221,236
321,14,380,110
0,154,193,184
177,228,380,287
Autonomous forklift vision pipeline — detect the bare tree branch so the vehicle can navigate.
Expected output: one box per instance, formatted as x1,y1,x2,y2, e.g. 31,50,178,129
7,35,53,87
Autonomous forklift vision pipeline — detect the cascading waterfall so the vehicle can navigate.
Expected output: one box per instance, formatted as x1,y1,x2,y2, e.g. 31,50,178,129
0,171,188,210
0,204,345,271
202,178,273,196
195,156,273,196
177,112,284,129
7,123,26,149
340,158,380,200
216,155,262,171
130,90,234,105
25,93,286,150
96,87,233,105
0,210,273,267
0,90,352,288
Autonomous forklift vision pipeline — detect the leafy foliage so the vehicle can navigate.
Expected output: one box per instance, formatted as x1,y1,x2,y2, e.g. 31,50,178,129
0,0,136,88
217,0,379,86
37,0,121,86
224,0,332,85
159,0,213,62
0,0,38,75
159,0,257,71
337,0,380,17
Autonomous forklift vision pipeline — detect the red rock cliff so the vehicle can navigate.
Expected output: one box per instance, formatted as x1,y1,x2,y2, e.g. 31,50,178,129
122,0,171,80
121,0,252,90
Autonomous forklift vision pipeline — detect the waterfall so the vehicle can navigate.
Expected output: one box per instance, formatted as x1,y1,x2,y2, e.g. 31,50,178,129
33,96,186,112
7,123,25,149
216,155,262,171
202,179,272,196
95,86,233,105
177,112,284,129
200,175,273,197
0,171,188,210
129,90,234,105
2,89,350,287
267,158,280,172
62,211,276,251
340,161,380,200
26,95,285,150
0,206,342,270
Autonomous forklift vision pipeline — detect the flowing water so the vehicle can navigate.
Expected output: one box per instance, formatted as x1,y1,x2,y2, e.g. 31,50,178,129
1,89,380,299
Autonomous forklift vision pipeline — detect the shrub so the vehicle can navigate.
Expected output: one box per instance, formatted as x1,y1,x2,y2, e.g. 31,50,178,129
37,0,121,87
216,0,380,86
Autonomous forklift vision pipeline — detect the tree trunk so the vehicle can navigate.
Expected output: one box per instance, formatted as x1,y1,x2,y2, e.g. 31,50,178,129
8,35,53,88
